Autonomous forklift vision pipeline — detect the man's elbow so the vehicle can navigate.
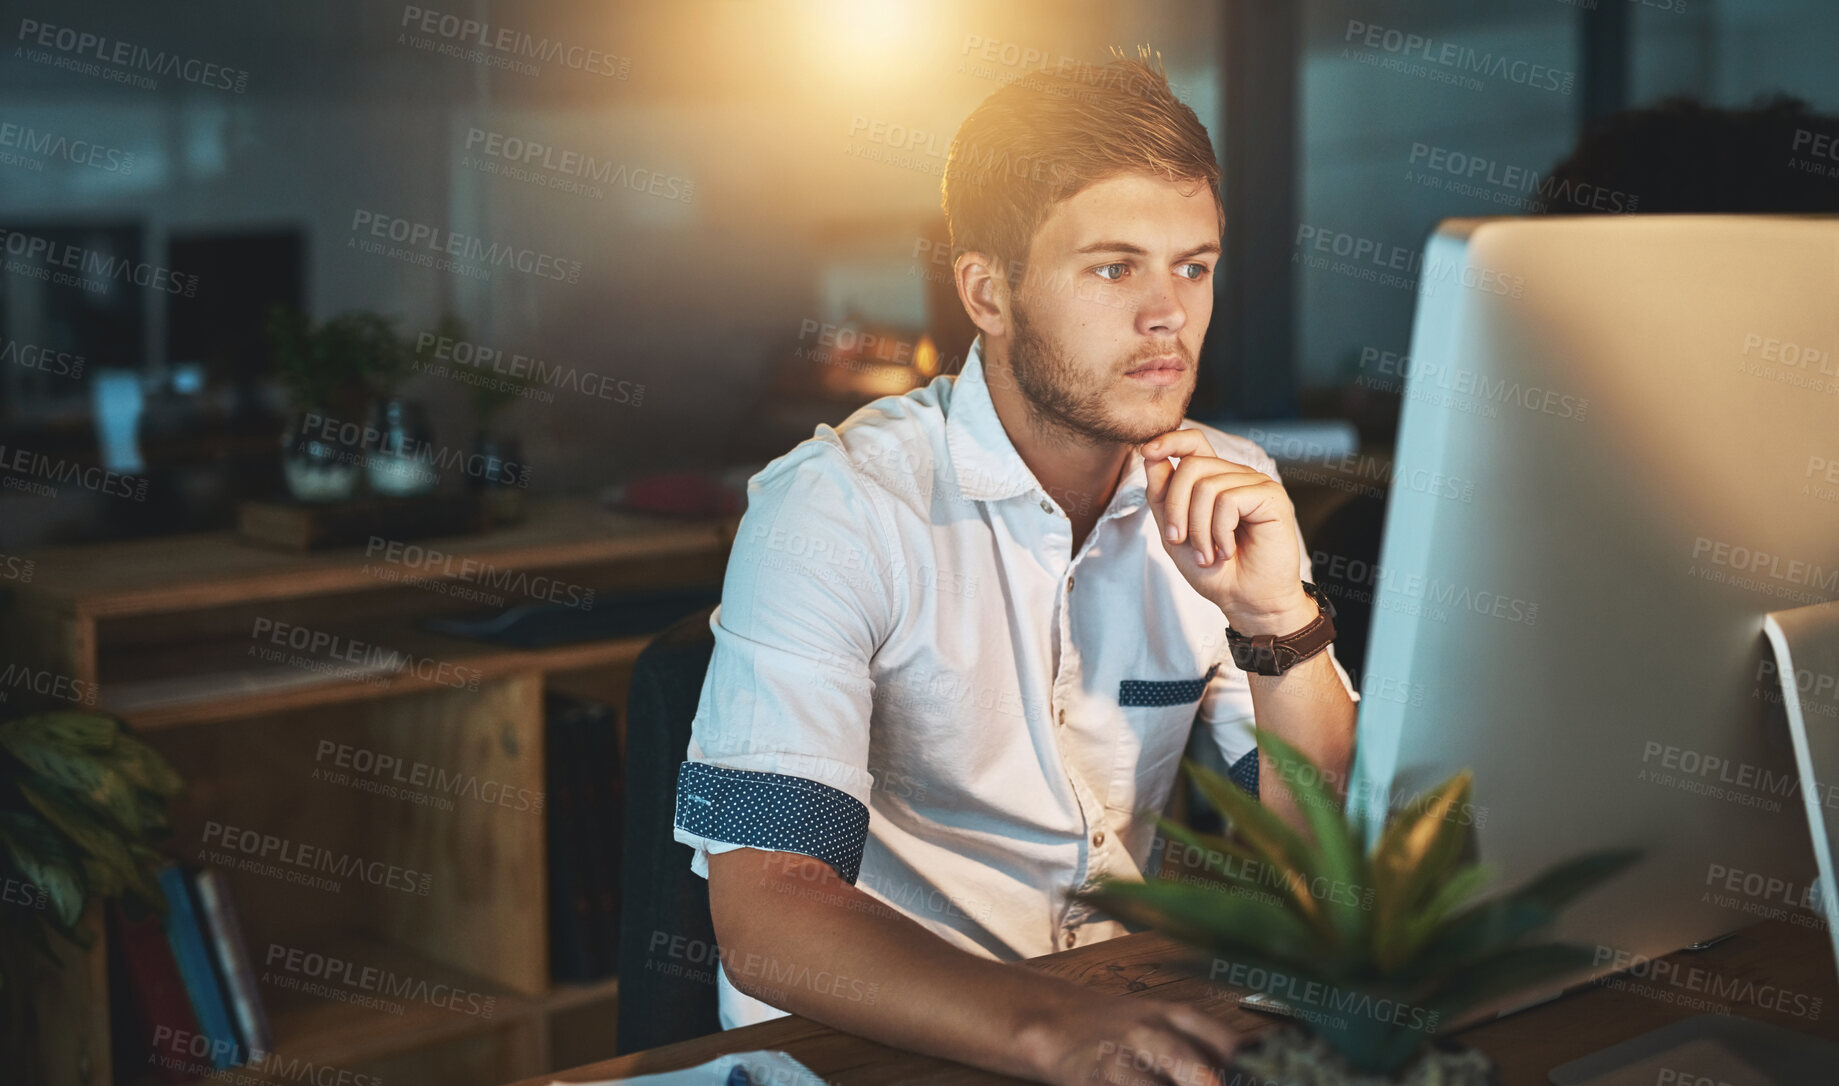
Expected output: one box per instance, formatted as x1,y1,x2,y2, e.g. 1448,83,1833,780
706,849,841,1004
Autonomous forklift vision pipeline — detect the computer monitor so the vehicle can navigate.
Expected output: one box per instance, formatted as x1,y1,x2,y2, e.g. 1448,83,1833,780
1350,215,1839,1015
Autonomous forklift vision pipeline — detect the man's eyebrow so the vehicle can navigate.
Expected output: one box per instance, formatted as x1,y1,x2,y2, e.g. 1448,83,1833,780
1072,240,1222,260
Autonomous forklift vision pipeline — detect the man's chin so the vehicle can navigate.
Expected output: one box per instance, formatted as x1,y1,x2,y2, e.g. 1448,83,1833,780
1110,396,1191,443
1107,411,1190,446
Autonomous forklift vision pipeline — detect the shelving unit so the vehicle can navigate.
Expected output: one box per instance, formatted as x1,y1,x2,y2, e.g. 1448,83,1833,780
6,499,737,1086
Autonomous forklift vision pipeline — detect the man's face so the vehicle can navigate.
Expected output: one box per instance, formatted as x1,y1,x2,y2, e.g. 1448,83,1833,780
1003,171,1219,445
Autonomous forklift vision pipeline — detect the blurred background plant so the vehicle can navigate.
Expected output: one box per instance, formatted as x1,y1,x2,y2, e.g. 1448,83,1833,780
0,710,183,1078
265,306,415,500
265,304,408,414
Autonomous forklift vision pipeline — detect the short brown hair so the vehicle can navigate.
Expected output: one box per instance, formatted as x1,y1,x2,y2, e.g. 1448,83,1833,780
941,49,1223,275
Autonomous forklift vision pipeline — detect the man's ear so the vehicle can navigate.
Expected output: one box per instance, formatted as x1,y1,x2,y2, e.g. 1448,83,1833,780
953,250,1009,339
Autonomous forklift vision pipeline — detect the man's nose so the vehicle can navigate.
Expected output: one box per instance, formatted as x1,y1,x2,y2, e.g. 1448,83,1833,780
1137,274,1188,336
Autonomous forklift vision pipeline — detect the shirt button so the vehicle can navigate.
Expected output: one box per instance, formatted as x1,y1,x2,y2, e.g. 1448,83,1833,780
1066,575,1075,593
1092,830,1106,847
1057,709,1066,726
1064,929,1077,949
1040,498,1053,514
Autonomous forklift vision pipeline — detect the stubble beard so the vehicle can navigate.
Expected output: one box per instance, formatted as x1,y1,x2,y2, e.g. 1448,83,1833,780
1006,300,1193,448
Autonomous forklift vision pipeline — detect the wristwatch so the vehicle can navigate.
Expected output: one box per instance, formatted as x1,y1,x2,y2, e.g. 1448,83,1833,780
1225,581,1338,677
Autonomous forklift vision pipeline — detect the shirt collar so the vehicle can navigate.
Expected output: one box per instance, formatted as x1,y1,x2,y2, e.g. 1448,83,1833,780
944,338,1150,518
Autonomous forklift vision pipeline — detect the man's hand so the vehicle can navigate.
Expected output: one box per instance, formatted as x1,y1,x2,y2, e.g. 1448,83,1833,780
1028,994,1239,1086
1141,428,1313,634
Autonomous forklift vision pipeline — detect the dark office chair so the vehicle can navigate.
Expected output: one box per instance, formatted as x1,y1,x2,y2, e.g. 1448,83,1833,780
1307,486,1387,685
616,603,723,1053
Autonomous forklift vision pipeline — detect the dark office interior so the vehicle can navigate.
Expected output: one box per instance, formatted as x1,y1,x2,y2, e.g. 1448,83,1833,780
5,3,1839,1085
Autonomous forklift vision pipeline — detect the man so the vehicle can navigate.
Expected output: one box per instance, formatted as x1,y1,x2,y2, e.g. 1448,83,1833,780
674,53,1357,1085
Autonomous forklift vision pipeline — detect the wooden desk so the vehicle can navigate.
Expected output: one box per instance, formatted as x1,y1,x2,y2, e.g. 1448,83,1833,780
517,917,1839,1086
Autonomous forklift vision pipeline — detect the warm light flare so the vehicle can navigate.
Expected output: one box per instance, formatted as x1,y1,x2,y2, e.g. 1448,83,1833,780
821,0,918,51
914,334,939,377
808,0,928,81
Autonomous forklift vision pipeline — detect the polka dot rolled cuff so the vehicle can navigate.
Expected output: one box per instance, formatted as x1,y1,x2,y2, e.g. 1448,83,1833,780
675,761,870,883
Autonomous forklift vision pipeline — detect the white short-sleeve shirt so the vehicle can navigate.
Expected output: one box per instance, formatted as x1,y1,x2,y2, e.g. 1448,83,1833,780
673,339,1358,1027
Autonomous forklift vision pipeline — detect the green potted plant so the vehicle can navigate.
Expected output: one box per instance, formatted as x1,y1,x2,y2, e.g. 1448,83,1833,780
0,710,184,1081
338,312,436,499
265,305,391,502
1079,731,1639,1085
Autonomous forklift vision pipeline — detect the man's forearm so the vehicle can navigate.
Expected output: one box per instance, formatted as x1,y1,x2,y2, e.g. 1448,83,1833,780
1246,648,1358,831
706,848,1090,1080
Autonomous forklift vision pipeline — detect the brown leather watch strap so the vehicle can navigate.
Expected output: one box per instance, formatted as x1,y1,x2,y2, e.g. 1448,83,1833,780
1226,582,1338,676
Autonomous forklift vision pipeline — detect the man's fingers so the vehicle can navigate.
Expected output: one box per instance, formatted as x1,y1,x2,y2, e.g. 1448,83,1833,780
1163,1006,1240,1081
1203,481,1282,562
1102,1037,1226,1086
1158,456,1220,547
1163,467,1272,551
1186,474,1217,564
1142,428,1217,461
1144,453,1174,507
1204,486,1239,563
1158,1039,1228,1086
1141,429,1215,548
1165,1004,1239,1056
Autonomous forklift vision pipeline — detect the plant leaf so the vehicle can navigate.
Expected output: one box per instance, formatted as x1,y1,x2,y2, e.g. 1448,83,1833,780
1422,943,1601,1024
1151,816,1351,944
100,737,184,799
1377,862,1491,971
2,712,181,837
1369,770,1473,958
1505,849,1645,914
18,780,162,906
1407,850,1640,979
1078,877,1324,964
1152,819,1237,879
0,811,87,929
1185,758,1321,895
1250,728,1368,949
1,711,118,752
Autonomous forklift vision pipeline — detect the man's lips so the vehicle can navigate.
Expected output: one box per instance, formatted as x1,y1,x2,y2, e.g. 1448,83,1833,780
1125,357,1189,385
1125,356,1187,375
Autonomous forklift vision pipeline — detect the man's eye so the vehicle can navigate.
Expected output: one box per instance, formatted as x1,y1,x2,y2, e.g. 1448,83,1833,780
1177,262,1212,281
1095,263,1128,281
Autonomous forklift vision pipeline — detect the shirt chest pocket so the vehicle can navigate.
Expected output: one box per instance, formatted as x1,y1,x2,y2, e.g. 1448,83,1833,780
1109,663,1219,813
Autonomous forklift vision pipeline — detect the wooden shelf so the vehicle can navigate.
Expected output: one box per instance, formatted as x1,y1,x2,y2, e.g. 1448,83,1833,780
253,930,529,1070
99,619,653,731
129,931,622,1086
10,497,728,1086
16,498,735,620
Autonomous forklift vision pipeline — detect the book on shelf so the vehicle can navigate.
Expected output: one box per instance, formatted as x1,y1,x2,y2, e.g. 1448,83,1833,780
191,866,275,1058
544,691,623,983
155,864,243,1070
110,899,203,1085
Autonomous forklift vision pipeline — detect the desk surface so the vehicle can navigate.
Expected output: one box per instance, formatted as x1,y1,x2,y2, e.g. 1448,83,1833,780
515,917,1839,1086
